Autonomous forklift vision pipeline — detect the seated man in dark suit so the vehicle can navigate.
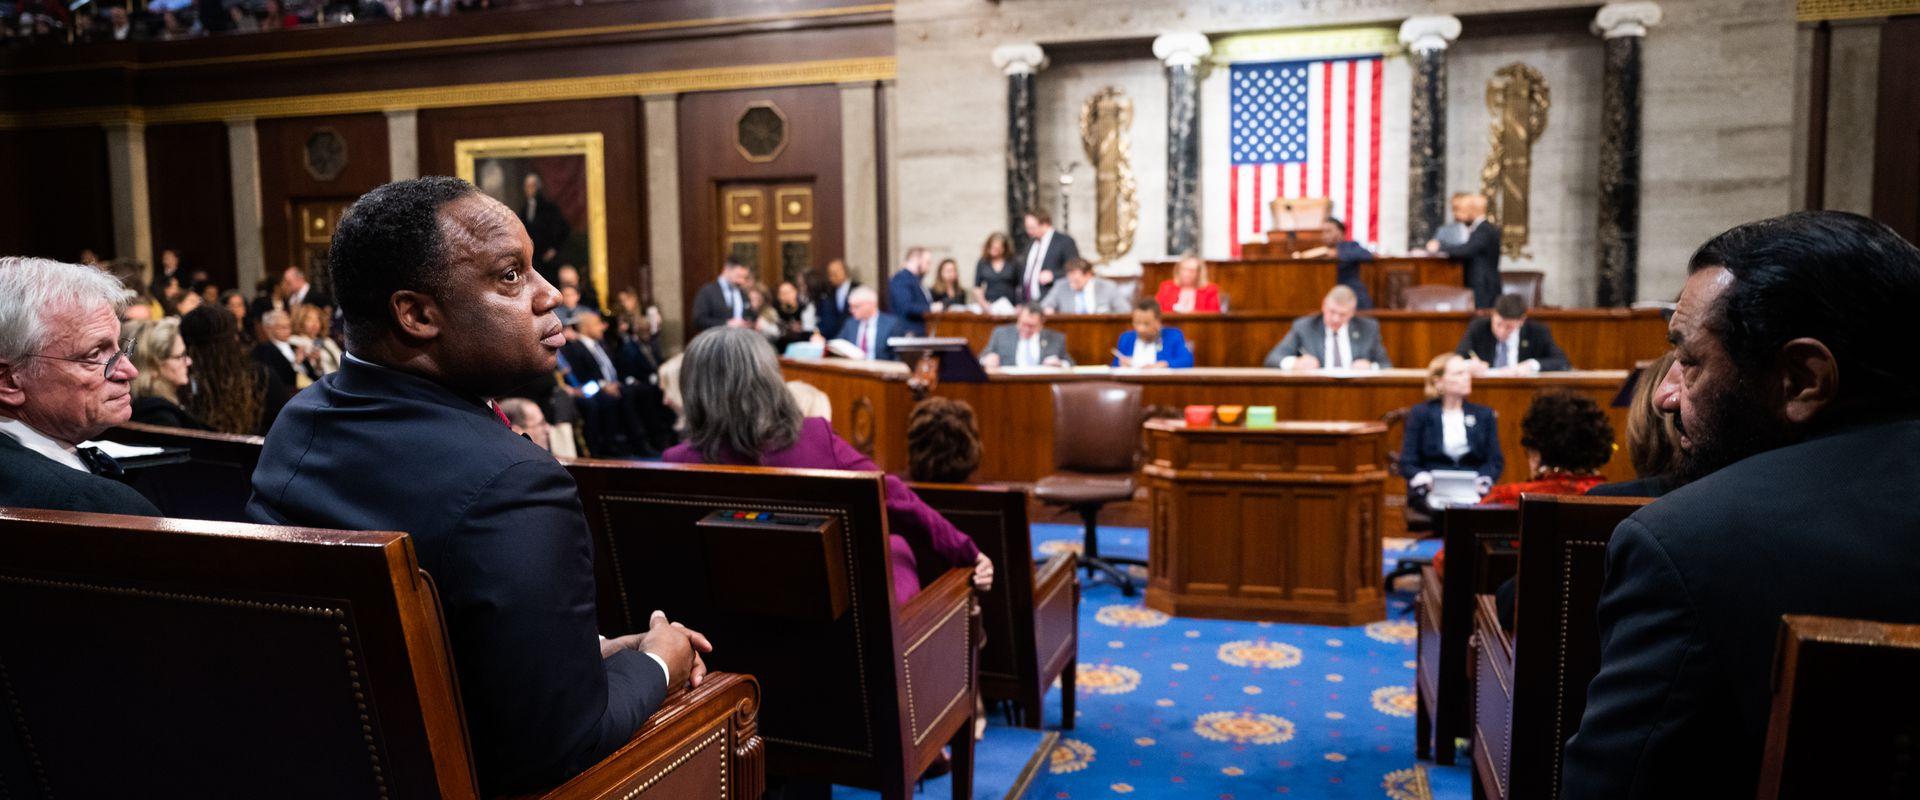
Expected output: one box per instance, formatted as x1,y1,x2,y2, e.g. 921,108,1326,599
826,286,907,361
1262,285,1391,370
0,256,160,516
560,309,657,458
977,303,1071,369
1563,211,1920,799
246,177,711,796
249,308,311,388
689,257,753,334
1453,292,1571,374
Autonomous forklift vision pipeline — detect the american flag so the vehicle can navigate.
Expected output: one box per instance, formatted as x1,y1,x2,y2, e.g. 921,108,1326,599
1227,56,1384,257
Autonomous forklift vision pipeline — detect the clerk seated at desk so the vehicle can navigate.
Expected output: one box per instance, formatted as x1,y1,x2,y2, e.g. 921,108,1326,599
824,286,906,361
979,303,1072,369
1154,254,1222,313
1262,285,1391,370
1292,217,1375,309
1400,354,1502,516
1039,258,1129,315
1111,299,1193,369
1454,293,1571,374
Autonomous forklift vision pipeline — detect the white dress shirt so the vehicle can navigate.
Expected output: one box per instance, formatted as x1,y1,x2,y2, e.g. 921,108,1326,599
580,337,619,383
1323,325,1352,368
720,279,745,319
1017,334,1041,367
1441,409,1471,460
1025,231,1052,300
1129,336,1160,366
270,338,299,368
855,318,877,359
1075,284,1097,314
0,417,85,472
1498,327,1522,369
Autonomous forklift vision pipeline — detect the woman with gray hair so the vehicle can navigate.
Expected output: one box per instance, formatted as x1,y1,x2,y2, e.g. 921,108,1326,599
663,326,993,603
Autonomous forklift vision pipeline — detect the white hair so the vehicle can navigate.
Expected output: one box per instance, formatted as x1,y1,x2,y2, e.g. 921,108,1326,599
261,309,291,327
849,286,879,304
0,256,132,365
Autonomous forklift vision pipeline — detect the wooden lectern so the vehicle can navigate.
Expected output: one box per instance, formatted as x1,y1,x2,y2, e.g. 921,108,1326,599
1241,197,1333,259
1140,418,1388,625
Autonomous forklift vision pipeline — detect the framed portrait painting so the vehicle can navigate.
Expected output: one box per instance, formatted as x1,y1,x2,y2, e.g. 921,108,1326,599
454,133,609,306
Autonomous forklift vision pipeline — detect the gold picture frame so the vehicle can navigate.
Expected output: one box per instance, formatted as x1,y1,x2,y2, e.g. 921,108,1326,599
454,132,609,306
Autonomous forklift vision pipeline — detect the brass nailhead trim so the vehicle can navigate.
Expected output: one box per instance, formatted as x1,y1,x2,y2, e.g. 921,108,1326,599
618,726,728,799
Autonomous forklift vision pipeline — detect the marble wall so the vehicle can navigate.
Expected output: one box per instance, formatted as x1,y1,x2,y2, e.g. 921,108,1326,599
1035,58,1168,276
892,0,1798,305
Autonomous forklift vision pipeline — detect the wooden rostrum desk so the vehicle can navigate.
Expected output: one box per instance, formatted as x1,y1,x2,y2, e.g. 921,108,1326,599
1140,419,1389,625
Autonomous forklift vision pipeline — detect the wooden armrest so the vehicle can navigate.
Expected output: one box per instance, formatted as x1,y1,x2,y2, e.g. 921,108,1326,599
1034,552,1077,593
899,567,976,637
534,672,763,800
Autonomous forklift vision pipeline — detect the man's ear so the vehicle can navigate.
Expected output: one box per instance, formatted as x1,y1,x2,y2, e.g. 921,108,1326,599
0,363,26,412
389,290,444,342
1777,337,1838,426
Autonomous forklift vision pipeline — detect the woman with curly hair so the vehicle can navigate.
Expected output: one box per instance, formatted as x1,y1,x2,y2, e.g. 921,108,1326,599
179,305,290,435
907,397,983,483
1479,390,1616,504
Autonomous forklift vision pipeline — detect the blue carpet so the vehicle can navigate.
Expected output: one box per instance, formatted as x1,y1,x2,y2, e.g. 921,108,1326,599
830,726,1057,800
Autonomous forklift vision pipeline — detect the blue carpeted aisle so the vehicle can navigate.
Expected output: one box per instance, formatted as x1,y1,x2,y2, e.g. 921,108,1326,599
834,523,1470,799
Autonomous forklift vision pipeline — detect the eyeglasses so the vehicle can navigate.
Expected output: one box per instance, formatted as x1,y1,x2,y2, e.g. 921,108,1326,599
24,337,135,380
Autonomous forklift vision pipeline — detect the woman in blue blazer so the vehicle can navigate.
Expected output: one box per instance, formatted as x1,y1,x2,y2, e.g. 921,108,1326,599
1111,299,1195,368
1400,353,1503,514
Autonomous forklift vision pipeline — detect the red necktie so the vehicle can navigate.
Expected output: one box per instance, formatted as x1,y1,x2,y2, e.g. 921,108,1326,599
858,323,870,356
490,402,512,428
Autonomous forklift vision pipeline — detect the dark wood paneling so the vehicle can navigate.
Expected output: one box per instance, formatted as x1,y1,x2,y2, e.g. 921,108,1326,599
418,97,647,299
256,113,389,287
1873,16,1920,243
0,127,114,262
1807,22,1830,210
145,122,237,291
679,85,843,331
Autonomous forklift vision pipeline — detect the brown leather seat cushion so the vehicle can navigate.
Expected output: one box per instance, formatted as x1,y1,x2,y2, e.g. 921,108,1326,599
1034,473,1136,505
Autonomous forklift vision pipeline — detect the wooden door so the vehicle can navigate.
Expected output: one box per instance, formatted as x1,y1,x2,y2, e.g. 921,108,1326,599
290,198,351,297
718,181,815,292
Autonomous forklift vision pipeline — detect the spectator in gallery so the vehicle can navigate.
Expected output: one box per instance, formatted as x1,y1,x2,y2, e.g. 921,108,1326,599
0,257,160,516
228,3,261,32
888,246,935,335
1399,353,1503,516
1293,217,1375,309
907,396,983,484
289,303,342,378
813,258,859,343
1020,209,1078,303
1038,258,1127,315
260,0,297,29
562,309,657,458
1454,292,1572,374
928,258,968,308
825,286,906,362
1588,350,1682,499
219,290,251,339
1478,390,1614,505
1263,285,1390,370
1154,254,1222,313
1111,298,1193,369
250,309,313,389
974,232,1021,307
556,263,599,314
519,173,570,283
665,326,993,604
126,318,209,430
280,264,331,312
554,284,582,326
497,396,552,453
105,4,132,40
180,304,284,435
690,257,753,333
978,302,1071,369
150,248,182,299
1425,192,1502,309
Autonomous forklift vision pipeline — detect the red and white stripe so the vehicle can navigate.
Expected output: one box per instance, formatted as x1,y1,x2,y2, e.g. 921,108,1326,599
1227,57,1383,258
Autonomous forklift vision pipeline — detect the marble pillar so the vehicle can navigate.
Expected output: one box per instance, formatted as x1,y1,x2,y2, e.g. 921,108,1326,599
104,120,152,269
1594,3,1661,306
642,93,686,350
993,43,1047,254
840,82,882,287
1398,16,1460,250
385,108,419,182
1155,33,1209,257
226,118,266,294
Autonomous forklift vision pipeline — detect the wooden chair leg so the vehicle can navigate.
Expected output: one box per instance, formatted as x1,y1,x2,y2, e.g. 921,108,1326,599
1061,657,1077,730
1416,688,1432,761
1436,728,1456,766
949,713,977,800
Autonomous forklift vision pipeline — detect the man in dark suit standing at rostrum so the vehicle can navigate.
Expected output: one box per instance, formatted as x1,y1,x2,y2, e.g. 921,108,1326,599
247,177,711,796
1426,193,1502,309
1562,211,1920,799
888,246,934,336
520,173,572,285
1020,210,1079,304
0,256,160,516
1454,292,1570,374
690,257,753,334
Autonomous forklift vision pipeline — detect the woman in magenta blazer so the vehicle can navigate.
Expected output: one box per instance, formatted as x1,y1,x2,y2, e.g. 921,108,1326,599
663,327,993,603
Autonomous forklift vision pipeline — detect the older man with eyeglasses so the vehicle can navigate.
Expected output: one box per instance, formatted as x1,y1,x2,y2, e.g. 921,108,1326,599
0,256,160,516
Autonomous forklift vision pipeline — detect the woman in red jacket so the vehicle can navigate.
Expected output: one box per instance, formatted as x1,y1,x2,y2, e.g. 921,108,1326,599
1154,255,1221,313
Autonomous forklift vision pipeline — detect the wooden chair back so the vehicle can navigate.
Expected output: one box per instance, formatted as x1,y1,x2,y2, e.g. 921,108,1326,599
914,482,1079,729
564,459,978,799
106,421,264,521
1470,494,1650,800
1415,505,1519,764
1756,615,1920,799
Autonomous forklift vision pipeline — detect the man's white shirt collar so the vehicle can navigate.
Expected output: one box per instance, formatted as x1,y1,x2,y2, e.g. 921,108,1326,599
0,417,85,472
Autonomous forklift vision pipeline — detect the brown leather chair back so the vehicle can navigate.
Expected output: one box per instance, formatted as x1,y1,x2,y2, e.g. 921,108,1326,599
1500,271,1545,307
107,421,264,521
1050,382,1144,474
0,507,479,799
1757,615,1920,799
1400,284,1476,312
564,459,976,797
